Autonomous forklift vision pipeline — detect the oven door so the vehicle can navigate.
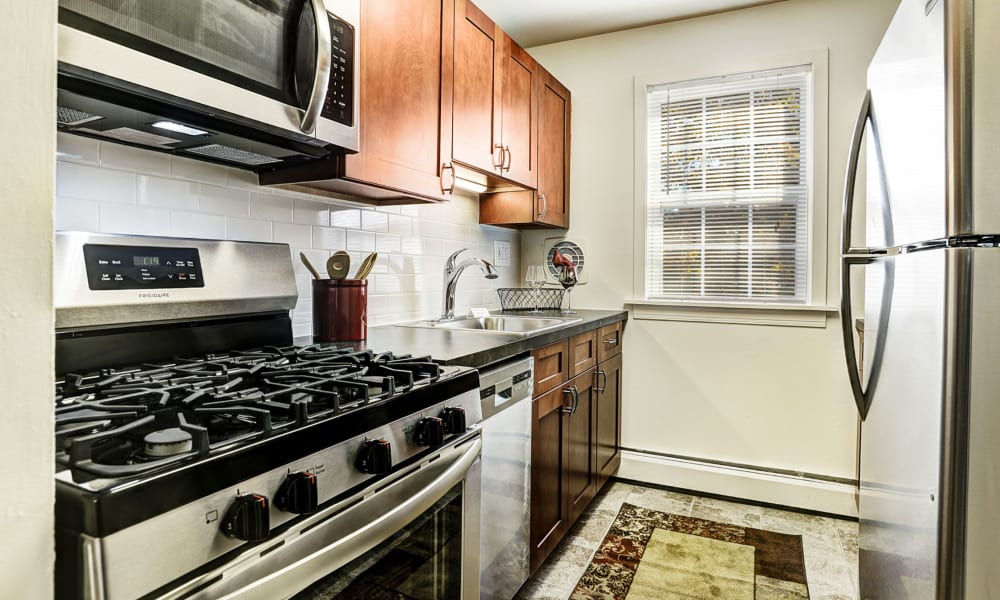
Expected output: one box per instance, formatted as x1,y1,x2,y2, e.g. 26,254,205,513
57,0,358,151
161,434,481,600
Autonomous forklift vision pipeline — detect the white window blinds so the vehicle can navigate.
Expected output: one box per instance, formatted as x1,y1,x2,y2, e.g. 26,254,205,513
645,65,812,303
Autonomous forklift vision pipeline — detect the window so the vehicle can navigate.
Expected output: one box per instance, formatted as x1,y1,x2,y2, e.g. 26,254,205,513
643,65,813,304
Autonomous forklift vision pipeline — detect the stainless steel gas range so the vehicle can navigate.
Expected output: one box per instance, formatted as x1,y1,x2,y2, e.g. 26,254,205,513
53,232,483,599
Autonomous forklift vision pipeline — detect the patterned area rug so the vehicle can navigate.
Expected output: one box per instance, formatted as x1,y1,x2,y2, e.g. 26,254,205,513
571,502,810,599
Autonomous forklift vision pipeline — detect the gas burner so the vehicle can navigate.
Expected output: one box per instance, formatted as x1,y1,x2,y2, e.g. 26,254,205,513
144,428,193,457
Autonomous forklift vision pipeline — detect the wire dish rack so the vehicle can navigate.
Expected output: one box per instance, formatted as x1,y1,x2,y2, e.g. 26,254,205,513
498,288,565,311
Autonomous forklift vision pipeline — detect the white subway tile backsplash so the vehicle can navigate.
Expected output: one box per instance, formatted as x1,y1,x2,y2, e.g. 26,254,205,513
170,156,228,185
56,197,99,232
226,217,272,242
293,199,331,227
58,162,136,204
250,193,293,223
387,214,413,236
273,222,313,248
375,233,401,254
101,143,172,175
170,211,226,239
200,184,250,217
225,168,261,190
346,230,376,252
99,203,170,236
54,141,520,329
137,175,200,210
56,133,100,164
361,210,388,232
330,207,362,229
312,226,346,251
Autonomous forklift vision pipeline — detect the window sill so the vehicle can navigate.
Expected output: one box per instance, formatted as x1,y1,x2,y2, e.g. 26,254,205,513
624,299,838,328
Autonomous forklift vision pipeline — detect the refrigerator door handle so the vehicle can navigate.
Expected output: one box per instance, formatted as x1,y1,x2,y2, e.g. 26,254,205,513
841,255,872,418
842,90,872,257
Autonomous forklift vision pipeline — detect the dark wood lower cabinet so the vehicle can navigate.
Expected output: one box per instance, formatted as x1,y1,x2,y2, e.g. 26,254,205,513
529,337,624,574
595,352,623,488
565,373,597,526
530,384,569,572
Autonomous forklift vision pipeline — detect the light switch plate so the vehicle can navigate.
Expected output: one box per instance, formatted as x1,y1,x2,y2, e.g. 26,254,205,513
493,240,511,267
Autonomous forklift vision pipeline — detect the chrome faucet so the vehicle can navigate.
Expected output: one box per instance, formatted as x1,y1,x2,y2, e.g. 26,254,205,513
441,248,498,320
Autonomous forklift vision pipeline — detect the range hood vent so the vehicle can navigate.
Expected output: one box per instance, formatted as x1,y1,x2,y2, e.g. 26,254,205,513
57,106,103,127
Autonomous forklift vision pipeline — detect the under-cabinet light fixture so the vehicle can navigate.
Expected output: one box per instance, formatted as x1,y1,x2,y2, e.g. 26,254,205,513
151,120,209,136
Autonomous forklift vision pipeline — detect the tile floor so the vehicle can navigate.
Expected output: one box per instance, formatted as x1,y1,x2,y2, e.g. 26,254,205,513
514,481,860,600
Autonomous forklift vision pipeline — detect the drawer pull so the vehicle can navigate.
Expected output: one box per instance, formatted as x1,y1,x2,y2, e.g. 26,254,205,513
604,338,617,345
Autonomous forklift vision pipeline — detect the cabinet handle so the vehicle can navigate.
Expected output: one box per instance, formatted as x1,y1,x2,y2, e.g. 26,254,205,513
503,145,512,171
492,144,505,170
561,386,580,415
440,163,455,194
604,337,617,345
538,193,547,218
596,369,607,393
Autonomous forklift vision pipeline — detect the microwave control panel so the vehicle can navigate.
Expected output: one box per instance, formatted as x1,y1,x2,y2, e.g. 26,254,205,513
82,244,205,290
321,13,355,126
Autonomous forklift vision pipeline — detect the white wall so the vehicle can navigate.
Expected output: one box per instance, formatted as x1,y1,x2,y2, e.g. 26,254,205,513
0,1,55,596
55,135,522,335
524,0,898,490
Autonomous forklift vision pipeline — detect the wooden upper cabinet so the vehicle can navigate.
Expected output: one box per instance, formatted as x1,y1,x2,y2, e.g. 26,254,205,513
535,69,570,228
451,0,502,175
261,0,454,204
479,65,570,228
498,33,538,187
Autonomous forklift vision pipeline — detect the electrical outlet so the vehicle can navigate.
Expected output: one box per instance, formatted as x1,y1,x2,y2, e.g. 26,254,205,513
493,240,511,267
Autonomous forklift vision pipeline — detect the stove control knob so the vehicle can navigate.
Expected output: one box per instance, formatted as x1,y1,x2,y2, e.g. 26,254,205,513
222,493,270,542
357,439,392,475
414,417,445,447
440,407,466,434
276,472,318,514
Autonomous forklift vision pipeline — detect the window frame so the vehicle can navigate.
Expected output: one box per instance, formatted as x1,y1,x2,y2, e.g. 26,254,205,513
630,48,833,326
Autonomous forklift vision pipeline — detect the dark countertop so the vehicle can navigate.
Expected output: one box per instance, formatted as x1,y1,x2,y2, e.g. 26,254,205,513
297,309,627,368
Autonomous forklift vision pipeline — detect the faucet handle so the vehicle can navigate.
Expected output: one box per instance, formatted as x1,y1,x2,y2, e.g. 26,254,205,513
445,248,469,271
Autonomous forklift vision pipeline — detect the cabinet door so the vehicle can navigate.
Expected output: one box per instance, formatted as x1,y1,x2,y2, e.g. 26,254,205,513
452,0,502,175
535,68,570,228
530,385,569,573
595,353,623,487
338,0,452,200
498,33,538,187
565,372,597,525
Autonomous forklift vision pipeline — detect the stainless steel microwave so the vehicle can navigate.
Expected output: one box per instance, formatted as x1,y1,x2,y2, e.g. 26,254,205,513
56,0,359,171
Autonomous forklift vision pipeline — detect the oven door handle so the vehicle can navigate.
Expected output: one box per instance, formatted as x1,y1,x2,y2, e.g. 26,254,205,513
170,437,482,600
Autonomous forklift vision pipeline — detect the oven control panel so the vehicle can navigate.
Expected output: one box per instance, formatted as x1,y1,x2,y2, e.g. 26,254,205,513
82,244,205,290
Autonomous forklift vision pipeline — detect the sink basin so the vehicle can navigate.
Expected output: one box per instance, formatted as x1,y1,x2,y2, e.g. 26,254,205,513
397,315,581,336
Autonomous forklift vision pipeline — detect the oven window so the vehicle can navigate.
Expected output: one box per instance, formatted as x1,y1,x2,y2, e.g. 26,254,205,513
293,484,465,600
59,0,304,104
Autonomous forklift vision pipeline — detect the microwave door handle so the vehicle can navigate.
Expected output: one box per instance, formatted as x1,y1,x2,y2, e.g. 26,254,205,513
300,0,333,134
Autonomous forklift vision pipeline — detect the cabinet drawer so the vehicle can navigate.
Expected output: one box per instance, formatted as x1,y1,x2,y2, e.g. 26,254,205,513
568,330,597,378
532,340,569,396
597,321,623,363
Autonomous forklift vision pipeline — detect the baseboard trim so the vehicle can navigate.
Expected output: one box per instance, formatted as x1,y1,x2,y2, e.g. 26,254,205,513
618,450,859,518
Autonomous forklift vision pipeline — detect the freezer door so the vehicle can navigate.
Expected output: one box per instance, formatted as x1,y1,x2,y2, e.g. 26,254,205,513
858,249,944,600
866,0,945,248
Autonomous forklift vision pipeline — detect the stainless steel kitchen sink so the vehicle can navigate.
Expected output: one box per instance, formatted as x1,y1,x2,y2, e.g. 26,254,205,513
396,315,581,336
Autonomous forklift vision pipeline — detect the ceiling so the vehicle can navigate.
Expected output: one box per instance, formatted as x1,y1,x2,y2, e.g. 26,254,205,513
471,0,787,47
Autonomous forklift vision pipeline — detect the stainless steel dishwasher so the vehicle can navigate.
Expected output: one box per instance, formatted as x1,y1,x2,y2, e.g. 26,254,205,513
478,356,533,600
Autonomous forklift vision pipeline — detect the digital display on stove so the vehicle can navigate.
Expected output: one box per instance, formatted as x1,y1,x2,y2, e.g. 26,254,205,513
83,244,204,290
133,255,160,266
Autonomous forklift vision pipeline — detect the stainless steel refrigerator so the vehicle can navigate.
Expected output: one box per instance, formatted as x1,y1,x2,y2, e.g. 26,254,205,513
840,0,999,597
